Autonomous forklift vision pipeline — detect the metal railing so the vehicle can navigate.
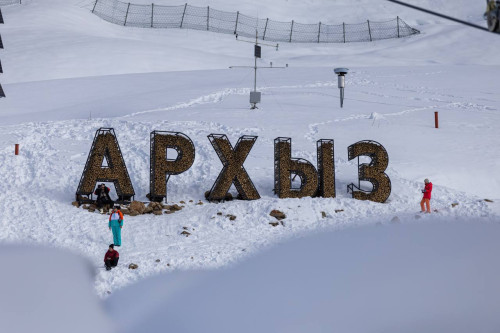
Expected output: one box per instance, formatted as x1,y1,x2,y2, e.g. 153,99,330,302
92,0,420,43
0,0,21,6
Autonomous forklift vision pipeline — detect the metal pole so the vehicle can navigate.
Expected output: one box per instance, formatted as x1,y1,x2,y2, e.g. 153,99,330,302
207,6,209,31
180,3,187,28
254,31,258,92
434,111,439,128
15,144,19,155
234,11,239,34
263,18,269,40
397,16,400,37
151,3,154,28
317,22,321,43
289,20,294,42
124,3,131,26
92,0,98,13
343,22,346,43
367,20,372,41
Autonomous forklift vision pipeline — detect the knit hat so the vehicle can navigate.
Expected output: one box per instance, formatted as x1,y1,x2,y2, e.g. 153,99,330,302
424,178,429,183
109,244,114,249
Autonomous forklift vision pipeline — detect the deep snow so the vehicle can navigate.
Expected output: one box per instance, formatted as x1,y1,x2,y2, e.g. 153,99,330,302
0,0,499,331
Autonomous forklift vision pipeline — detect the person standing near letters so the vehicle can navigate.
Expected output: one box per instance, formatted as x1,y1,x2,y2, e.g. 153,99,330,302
420,178,433,213
109,206,124,246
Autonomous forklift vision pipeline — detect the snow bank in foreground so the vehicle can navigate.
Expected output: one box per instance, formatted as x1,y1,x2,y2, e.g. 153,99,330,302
106,220,500,333
0,245,113,333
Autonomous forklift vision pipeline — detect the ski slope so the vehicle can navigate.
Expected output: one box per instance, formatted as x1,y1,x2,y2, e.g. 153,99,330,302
0,0,499,331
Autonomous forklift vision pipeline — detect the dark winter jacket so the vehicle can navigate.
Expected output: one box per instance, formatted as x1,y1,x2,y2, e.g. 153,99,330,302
95,186,111,199
423,182,433,199
104,249,119,262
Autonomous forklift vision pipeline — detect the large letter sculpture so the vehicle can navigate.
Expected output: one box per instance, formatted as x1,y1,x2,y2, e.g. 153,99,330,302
76,128,135,201
150,131,195,202
347,140,391,203
274,137,319,198
317,139,335,198
207,134,260,201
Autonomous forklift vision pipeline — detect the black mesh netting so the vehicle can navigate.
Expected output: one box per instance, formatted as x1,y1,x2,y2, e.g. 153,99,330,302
91,0,420,43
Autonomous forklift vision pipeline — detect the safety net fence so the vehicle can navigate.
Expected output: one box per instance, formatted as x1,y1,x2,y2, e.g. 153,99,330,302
91,0,420,43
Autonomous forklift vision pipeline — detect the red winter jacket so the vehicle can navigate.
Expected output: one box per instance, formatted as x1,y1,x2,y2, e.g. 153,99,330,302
104,249,119,262
423,182,433,199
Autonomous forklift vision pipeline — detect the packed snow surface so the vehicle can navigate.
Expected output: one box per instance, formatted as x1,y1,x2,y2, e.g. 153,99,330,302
0,0,499,331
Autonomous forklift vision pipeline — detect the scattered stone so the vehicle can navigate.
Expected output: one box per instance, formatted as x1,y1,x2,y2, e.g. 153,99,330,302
190,256,194,260
391,216,401,224
217,212,223,216
153,210,163,216
167,263,170,267
82,204,89,210
155,259,161,263
120,208,130,215
165,204,183,212
128,263,139,270
144,207,154,214
224,193,233,201
88,207,96,213
130,201,146,214
148,202,163,211
269,222,280,227
226,214,236,221
180,201,186,204
335,209,344,213
181,231,191,237
89,204,97,210
128,209,140,217
451,203,459,208
164,211,174,214
183,226,188,230
321,211,327,218
270,210,286,220
189,200,193,203
485,199,494,203
72,201,80,208
106,291,111,295
196,201,203,205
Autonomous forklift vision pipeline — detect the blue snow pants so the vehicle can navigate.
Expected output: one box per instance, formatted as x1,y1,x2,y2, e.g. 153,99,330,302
111,226,121,246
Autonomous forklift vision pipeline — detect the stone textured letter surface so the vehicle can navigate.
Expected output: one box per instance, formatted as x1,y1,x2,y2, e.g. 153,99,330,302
207,134,260,201
150,131,195,202
274,137,319,198
76,128,135,201
347,140,391,203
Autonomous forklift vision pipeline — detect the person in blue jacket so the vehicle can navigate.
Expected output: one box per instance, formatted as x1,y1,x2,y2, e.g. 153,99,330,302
109,206,124,246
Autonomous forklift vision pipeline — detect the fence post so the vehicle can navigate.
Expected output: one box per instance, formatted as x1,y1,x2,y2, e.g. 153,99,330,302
289,20,294,42
263,18,269,40
151,3,154,28
434,111,439,129
367,20,372,41
15,144,19,155
397,16,400,38
180,3,187,28
234,11,239,34
92,0,98,13
124,3,131,26
317,22,321,43
343,22,346,43
207,6,209,31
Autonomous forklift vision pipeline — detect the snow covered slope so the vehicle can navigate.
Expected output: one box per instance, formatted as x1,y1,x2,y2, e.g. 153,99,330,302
0,0,499,304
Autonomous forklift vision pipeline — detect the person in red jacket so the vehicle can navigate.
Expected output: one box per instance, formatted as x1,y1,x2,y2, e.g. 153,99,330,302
104,244,119,271
420,178,433,213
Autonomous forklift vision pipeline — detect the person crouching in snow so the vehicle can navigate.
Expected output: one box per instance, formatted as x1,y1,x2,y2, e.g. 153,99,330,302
104,244,119,271
420,178,433,213
109,206,124,246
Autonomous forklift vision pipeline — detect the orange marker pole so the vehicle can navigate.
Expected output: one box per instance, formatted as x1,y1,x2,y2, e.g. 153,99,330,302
434,111,439,129
15,144,19,155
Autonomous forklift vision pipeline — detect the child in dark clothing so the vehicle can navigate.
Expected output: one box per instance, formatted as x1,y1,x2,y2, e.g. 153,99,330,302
104,244,119,270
